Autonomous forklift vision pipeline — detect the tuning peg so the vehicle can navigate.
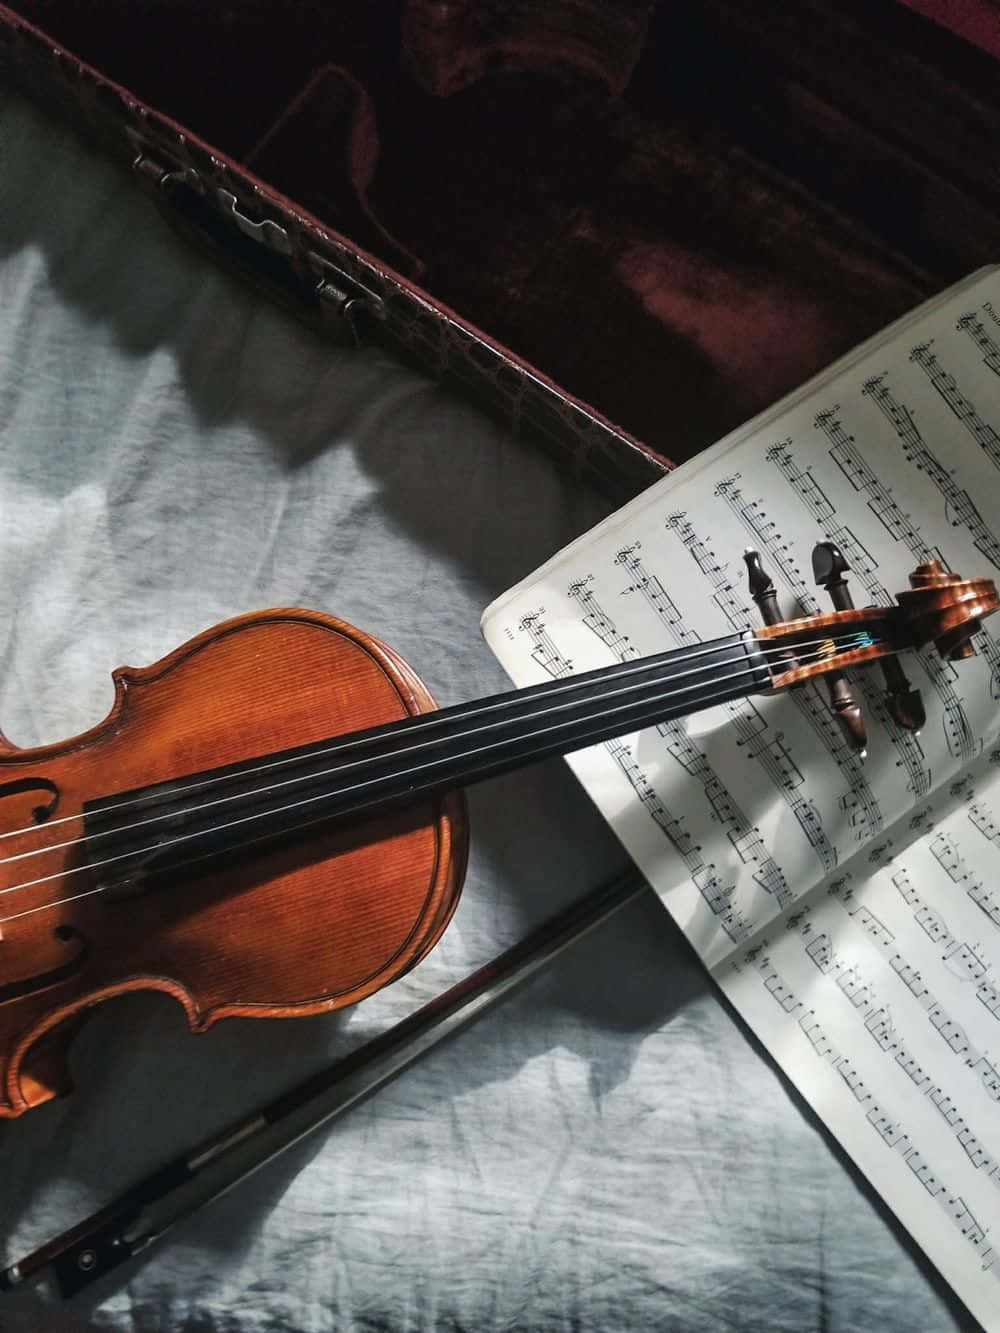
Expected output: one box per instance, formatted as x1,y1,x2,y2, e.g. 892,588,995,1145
813,540,925,731
743,548,783,626
811,542,867,752
743,549,800,679
812,540,852,610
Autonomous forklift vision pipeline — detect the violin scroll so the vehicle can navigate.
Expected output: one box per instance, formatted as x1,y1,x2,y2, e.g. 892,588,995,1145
895,561,998,660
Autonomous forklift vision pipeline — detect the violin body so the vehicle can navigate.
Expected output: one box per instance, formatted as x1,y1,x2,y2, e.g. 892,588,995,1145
0,611,467,1118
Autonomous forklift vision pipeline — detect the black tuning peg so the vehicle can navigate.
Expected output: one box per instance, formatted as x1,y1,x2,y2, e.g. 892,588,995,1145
743,549,799,675
811,540,852,610
879,656,926,732
811,542,867,753
813,540,924,733
743,548,783,627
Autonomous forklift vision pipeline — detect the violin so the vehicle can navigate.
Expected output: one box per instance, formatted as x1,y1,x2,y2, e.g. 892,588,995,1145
1,547,996,1118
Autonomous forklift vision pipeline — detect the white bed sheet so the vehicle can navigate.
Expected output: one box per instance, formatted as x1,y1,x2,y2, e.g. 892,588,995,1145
0,88,973,1331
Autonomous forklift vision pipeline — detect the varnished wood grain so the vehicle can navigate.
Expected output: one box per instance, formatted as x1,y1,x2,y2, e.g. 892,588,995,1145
0,610,467,1118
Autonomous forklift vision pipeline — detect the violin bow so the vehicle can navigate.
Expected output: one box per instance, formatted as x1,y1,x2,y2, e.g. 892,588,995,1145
1,870,649,1299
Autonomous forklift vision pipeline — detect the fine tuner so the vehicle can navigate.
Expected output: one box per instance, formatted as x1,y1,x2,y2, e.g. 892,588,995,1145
0,545,995,1118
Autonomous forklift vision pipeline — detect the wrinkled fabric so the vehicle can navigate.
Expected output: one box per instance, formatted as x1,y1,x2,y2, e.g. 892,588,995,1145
0,90,969,1332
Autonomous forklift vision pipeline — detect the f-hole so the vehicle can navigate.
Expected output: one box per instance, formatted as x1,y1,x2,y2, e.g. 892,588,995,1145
0,926,89,1004
0,776,61,823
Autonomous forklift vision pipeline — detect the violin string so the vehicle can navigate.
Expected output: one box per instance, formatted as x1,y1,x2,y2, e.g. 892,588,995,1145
0,623,874,842
0,654,788,893
0,630,881,903
0,632,884,922
0,666,801,926
0,628,878,874
0,627,878,859
2,880,111,923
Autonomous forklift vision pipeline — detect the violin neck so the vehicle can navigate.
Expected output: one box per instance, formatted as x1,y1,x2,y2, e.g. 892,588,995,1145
84,633,771,882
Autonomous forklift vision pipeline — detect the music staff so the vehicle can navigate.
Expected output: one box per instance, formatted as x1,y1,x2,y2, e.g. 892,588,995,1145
910,342,1000,472
969,799,1000,853
829,874,1000,1105
747,949,1000,1274
862,374,1000,571
931,831,1000,936
957,310,1000,379
890,867,991,986
792,908,1000,1195
816,408,941,560
519,610,572,679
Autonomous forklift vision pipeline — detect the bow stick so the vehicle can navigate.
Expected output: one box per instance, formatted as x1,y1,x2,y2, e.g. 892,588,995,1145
1,870,648,1299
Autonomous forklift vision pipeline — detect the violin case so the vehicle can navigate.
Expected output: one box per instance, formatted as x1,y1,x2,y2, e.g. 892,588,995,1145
2,4,1000,1331
1,0,998,503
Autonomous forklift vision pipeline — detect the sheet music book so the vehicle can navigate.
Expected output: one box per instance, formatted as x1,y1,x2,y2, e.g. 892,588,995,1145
481,267,1000,1330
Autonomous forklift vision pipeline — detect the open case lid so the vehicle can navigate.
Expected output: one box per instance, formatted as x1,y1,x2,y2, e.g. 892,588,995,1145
1,0,998,498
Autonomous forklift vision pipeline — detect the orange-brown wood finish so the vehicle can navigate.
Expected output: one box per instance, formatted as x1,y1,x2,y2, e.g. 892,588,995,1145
0,610,468,1118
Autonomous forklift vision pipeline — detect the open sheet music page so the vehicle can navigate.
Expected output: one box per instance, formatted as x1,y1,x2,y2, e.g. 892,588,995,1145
482,266,1000,1327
